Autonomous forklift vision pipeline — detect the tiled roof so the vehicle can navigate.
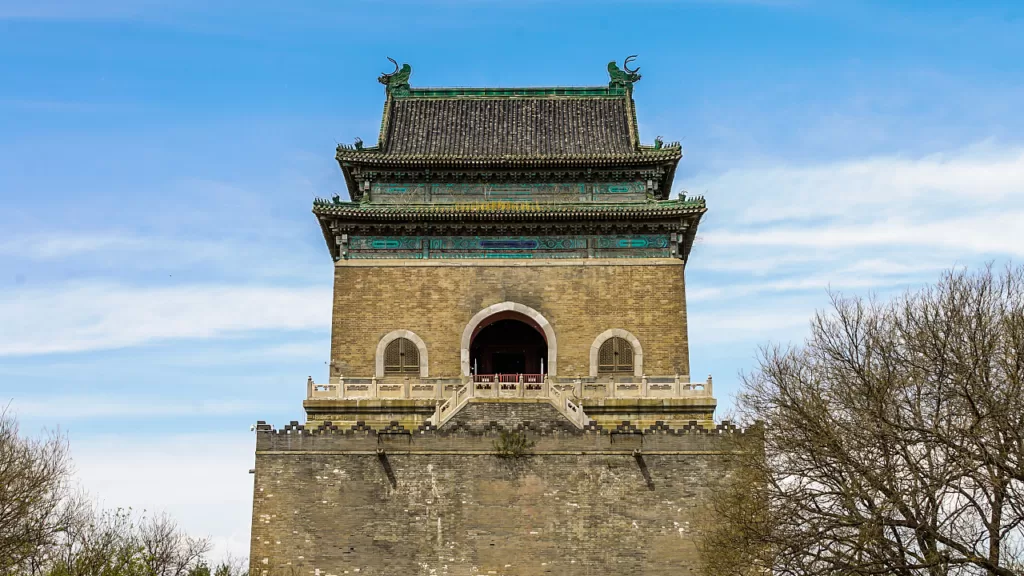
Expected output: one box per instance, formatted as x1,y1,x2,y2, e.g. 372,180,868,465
312,198,706,221
335,85,683,168
386,97,634,157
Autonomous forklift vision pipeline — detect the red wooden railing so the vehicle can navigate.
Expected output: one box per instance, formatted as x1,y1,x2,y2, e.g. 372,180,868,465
474,374,545,383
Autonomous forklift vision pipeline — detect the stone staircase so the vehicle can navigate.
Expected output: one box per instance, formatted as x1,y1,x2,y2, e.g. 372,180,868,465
428,382,589,429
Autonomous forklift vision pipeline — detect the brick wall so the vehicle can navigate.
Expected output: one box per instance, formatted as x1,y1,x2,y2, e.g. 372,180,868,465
249,431,739,575
330,259,690,379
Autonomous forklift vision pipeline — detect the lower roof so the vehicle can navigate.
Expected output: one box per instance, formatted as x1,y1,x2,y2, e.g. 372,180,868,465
312,198,706,222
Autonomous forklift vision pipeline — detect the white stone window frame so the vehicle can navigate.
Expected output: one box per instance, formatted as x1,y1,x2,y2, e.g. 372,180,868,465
461,302,558,377
590,329,643,378
376,330,429,378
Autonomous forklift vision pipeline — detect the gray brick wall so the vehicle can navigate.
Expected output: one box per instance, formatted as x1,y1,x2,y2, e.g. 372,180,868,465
249,430,741,575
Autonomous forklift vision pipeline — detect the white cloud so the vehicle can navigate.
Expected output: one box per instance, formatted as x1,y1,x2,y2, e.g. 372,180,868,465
69,432,255,562
0,231,244,264
10,396,272,420
0,282,331,355
703,212,1024,255
688,269,925,303
685,146,1024,225
0,0,179,20
0,232,152,259
680,143,1024,355
689,307,814,345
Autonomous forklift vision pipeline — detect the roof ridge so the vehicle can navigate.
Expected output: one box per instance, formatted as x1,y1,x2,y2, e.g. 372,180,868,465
395,86,629,99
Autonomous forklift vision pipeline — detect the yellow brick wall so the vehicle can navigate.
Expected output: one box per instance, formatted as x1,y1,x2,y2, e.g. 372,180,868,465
330,259,690,379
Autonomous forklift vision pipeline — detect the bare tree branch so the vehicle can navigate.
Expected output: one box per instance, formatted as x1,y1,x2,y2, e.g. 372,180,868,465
700,265,1024,576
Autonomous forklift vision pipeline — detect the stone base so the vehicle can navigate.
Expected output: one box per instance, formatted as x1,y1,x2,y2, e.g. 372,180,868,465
303,395,717,431
249,424,750,576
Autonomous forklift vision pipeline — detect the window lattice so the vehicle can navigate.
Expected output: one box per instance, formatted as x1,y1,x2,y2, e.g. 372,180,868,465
598,337,634,373
384,337,420,374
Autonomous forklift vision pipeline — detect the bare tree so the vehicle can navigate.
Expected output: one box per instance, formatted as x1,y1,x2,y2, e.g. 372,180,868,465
699,265,1024,575
138,513,211,576
0,407,81,576
42,507,212,576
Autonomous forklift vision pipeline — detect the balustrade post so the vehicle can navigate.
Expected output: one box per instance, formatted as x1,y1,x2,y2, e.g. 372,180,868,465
338,376,345,399
706,375,713,397
372,377,378,398
519,374,524,397
641,374,648,397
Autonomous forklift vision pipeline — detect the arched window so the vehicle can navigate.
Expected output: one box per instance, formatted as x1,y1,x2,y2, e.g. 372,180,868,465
598,337,634,373
383,337,420,374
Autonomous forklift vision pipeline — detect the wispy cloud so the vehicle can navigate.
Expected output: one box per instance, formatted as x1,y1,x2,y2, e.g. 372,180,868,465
687,266,942,303
0,0,177,20
9,396,271,420
684,143,1024,266
687,145,1024,223
703,212,1024,254
681,143,1024,354
689,306,815,345
0,232,150,259
0,99,99,112
68,432,255,562
0,282,331,355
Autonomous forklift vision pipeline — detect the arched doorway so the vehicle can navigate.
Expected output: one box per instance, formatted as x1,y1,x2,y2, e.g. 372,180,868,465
470,315,547,376
461,302,558,376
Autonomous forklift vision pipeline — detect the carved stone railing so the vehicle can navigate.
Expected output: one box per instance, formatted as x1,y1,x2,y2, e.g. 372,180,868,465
307,374,713,402
574,375,712,399
548,385,587,428
308,374,715,431
431,383,474,428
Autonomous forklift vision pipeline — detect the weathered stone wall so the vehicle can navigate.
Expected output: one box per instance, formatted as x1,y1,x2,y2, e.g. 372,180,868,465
330,259,690,379
249,428,741,576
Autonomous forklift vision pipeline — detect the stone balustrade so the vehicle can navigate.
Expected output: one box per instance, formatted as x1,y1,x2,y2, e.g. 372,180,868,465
307,374,713,401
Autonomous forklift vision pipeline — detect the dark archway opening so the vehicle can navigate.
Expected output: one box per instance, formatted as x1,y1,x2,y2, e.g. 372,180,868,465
470,317,547,376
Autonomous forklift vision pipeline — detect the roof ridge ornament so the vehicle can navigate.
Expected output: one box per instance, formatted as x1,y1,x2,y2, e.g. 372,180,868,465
378,57,412,96
608,55,641,88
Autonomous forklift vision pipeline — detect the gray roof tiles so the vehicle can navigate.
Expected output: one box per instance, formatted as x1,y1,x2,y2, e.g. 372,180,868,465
384,97,635,157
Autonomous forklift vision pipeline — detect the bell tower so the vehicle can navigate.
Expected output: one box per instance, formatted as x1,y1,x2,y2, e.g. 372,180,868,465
305,57,714,430
250,59,742,576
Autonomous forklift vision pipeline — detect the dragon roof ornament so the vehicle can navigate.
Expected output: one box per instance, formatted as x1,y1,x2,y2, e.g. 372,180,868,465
378,57,412,96
608,55,641,88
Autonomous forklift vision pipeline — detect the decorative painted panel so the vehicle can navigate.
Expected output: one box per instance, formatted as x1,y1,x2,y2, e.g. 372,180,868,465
368,182,649,204
346,235,672,260
592,182,646,195
592,181,648,202
594,235,668,249
348,236,423,250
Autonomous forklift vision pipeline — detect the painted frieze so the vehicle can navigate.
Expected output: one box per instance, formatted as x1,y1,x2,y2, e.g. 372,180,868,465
368,181,648,204
345,234,672,260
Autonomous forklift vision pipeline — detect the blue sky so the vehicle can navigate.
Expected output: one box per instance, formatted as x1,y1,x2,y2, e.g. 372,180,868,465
2,0,1023,561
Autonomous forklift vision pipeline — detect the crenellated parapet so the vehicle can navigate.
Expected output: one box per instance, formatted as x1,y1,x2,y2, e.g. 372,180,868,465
254,418,751,440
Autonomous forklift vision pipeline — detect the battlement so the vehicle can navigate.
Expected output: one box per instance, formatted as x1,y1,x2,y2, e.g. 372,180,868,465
253,417,753,453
